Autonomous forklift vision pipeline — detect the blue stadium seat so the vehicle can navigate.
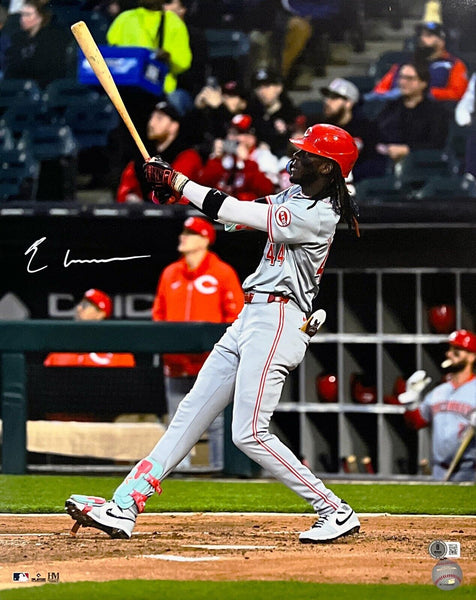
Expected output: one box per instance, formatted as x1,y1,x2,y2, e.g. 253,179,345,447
84,11,111,46
345,75,376,95
411,174,476,199
299,100,323,119
355,175,410,202
25,124,78,161
205,29,250,59
0,100,54,138
0,126,15,151
0,79,42,113
0,149,40,200
394,149,461,189
368,50,411,80
43,78,101,116
63,97,118,150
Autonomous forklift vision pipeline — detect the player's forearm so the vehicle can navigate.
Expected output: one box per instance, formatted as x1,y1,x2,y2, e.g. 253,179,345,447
182,181,269,231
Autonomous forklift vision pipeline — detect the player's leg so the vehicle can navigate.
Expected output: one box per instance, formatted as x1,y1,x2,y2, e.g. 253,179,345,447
66,321,241,537
231,302,359,542
164,375,195,470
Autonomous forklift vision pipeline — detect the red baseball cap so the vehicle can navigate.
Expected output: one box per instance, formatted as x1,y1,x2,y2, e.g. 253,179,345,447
83,288,113,318
183,217,216,245
448,329,476,353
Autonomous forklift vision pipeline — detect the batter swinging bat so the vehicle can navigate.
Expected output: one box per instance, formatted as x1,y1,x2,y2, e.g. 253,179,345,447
443,425,475,482
70,21,150,161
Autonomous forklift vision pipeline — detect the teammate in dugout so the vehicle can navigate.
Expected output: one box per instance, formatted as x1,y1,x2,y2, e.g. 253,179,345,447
398,329,476,482
66,123,362,543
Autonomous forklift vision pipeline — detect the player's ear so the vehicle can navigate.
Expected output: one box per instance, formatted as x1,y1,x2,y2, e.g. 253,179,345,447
318,161,333,175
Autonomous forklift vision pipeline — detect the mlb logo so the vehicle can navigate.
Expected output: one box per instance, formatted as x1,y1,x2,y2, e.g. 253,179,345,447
12,572,29,582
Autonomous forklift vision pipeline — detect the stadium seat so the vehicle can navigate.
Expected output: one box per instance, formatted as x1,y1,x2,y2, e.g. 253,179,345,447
84,11,111,46
0,100,55,138
0,149,40,200
299,100,323,119
411,174,476,199
43,78,101,116
26,124,78,161
394,149,461,189
368,50,412,80
345,75,376,95
0,126,15,151
355,175,410,202
446,122,473,165
63,97,118,150
0,79,42,114
204,28,250,82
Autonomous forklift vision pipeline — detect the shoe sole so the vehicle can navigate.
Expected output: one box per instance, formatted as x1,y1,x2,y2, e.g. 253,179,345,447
299,525,360,544
65,500,130,540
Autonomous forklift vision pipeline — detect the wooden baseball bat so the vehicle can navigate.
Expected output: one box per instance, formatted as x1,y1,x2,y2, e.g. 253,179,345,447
443,425,475,481
70,21,150,161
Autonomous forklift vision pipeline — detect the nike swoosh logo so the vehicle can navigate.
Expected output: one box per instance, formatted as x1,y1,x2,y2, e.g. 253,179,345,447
105,508,135,523
335,511,354,526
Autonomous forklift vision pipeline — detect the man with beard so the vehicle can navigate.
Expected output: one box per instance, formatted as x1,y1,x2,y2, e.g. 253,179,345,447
318,78,378,181
116,100,202,203
399,329,476,482
371,21,468,102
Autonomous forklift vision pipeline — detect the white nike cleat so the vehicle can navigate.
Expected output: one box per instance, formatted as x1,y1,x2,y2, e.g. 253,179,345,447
299,502,360,543
65,494,136,539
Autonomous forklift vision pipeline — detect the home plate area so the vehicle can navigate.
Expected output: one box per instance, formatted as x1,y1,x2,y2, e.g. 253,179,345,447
0,514,474,588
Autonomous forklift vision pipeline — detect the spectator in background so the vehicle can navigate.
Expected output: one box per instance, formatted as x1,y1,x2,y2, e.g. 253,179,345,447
116,99,202,203
455,71,476,178
0,5,10,75
374,61,449,169
317,77,378,181
193,79,249,144
152,216,244,470
163,0,208,101
370,21,468,103
247,67,301,157
44,288,136,367
198,113,276,201
3,0,70,88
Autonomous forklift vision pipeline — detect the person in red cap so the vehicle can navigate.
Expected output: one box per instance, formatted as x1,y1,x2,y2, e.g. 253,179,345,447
198,113,277,201
44,289,135,368
399,329,476,481
152,216,244,470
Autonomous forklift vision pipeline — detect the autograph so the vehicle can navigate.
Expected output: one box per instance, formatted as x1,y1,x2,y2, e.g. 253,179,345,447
25,237,151,274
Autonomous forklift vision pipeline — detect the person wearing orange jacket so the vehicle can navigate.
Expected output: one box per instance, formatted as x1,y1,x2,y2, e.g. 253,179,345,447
152,216,244,469
44,289,135,368
369,21,468,103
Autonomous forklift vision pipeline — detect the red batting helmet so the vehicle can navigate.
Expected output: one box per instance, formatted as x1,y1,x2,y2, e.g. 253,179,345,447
83,288,112,318
289,124,359,177
448,329,476,353
316,374,338,402
183,216,216,245
350,373,377,404
427,304,456,334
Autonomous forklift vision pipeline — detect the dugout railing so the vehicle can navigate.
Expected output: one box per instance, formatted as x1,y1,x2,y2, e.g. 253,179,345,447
0,320,227,474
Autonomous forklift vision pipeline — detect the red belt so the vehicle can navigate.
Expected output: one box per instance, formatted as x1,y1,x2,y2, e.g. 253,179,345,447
244,292,290,304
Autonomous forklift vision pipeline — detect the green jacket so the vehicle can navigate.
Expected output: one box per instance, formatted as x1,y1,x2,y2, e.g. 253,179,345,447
107,8,192,93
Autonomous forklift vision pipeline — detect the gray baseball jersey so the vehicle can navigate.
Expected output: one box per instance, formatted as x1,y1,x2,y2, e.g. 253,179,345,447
144,184,345,515
243,185,340,313
419,378,476,469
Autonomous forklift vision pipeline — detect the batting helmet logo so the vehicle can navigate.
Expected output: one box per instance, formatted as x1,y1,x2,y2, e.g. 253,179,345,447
275,206,291,227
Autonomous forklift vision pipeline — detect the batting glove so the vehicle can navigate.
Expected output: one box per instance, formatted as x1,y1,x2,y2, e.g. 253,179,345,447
398,370,432,404
143,156,189,198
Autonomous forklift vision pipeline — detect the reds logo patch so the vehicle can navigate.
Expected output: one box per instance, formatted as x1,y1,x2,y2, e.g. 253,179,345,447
275,206,291,227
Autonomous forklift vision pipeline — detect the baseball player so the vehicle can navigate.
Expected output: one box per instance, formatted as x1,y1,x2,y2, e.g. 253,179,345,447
65,123,361,543
399,329,476,482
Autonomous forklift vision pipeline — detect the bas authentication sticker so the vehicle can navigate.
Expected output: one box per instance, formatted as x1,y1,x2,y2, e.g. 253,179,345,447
275,206,291,227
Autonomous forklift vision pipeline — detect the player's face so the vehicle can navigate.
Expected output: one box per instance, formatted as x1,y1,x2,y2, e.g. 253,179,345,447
288,149,332,185
75,300,105,321
443,345,472,373
178,230,209,255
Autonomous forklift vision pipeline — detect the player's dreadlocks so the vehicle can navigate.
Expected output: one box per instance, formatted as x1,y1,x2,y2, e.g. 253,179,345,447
325,162,360,237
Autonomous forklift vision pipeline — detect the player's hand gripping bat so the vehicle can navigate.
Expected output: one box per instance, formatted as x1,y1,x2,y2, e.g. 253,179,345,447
70,21,150,161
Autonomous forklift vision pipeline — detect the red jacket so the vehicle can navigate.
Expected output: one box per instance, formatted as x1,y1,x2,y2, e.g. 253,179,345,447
44,352,136,367
199,157,275,201
152,251,244,376
116,148,203,204
374,51,468,101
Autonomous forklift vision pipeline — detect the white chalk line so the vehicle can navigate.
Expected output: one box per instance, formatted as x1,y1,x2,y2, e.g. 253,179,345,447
183,544,277,550
140,554,223,562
